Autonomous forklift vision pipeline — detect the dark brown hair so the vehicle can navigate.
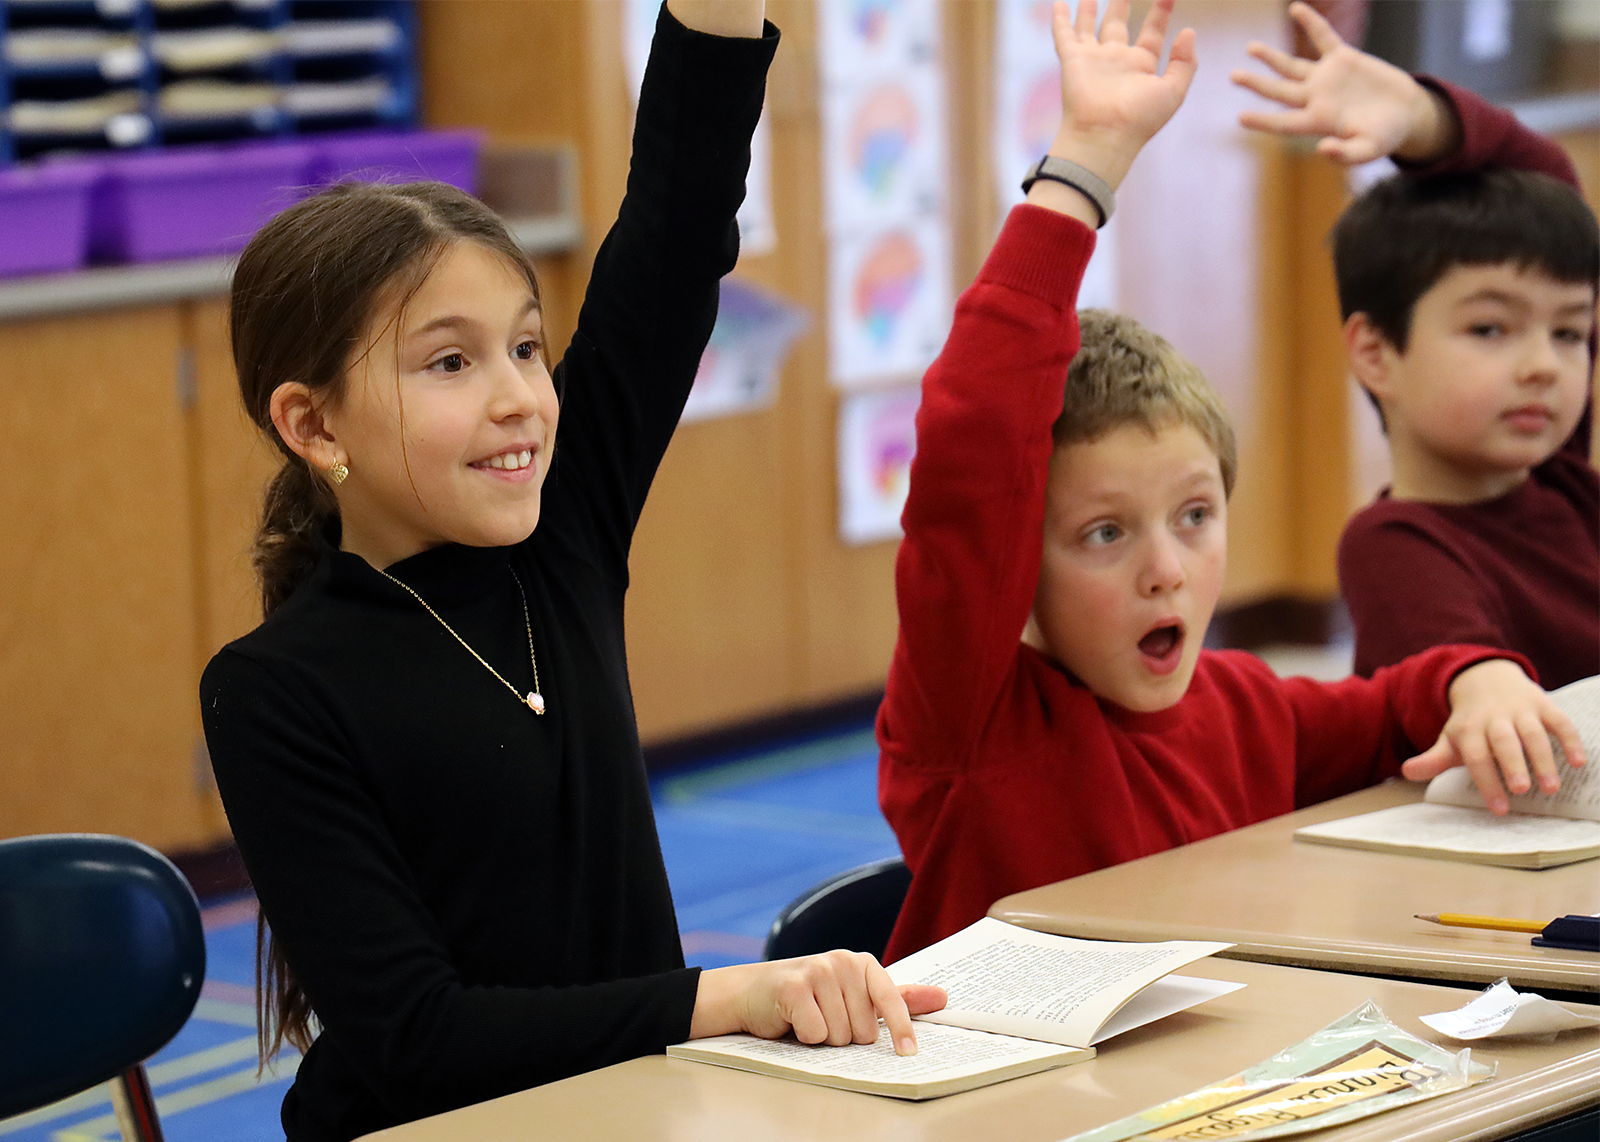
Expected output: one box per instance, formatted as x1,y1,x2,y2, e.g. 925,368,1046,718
1333,168,1598,352
229,179,540,1064
1057,309,1238,497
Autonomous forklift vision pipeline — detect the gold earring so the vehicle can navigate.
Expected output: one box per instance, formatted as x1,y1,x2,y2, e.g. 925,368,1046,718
328,461,349,486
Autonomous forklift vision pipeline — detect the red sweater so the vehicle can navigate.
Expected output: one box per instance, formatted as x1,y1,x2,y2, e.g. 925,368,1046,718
1339,81,1599,687
877,205,1510,963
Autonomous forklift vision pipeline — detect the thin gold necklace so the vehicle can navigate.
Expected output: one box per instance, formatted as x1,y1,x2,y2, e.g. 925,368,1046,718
377,567,545,715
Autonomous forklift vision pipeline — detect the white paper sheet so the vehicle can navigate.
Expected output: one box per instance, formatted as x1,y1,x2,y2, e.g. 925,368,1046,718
1420,979,1600,1040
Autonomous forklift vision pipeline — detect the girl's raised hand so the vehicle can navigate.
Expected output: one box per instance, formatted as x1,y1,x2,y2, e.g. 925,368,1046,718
692,951,948,1056
1049,0,1197,189
1403,658,1586,815
1230,1,1457,165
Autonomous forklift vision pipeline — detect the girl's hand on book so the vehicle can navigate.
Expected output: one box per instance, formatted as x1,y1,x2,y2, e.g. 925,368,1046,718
1404,658,1586,814
1044,0,1196,192
1230,1,1459,165
692,951,948,1056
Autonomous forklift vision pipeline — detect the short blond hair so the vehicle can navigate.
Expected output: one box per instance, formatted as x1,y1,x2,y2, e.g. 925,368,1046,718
1055,309,1237,497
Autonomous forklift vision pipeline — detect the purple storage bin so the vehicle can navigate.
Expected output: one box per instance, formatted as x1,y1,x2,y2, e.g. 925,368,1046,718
89,142,315,264
310,129,482,194
0,161,102,279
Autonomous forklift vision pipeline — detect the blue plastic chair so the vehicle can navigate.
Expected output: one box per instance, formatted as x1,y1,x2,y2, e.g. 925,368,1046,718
763,857,912,962
0,834,206,1142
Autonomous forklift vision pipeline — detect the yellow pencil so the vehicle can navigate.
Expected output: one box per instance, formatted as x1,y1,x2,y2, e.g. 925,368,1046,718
1414,912,1546,934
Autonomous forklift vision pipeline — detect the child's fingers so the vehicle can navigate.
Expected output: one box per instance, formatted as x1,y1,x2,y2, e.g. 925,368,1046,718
1455,729,1511,814
865,964,921,1056
1230,68,1308,109
1164,27,1197,94
1101,0,1132,45
1545,705,1587,770
899,983,949,1017
1317,135,1382,165
1237,107,1320,138
1288,0,1347,58
1245,40,1313,82
1486,718,1532,796
782,983,829,1045
1514,710,1561,794
1400,735,1454,783
808,965,859,1046
1074,0,1099,41
1133,0,1175,58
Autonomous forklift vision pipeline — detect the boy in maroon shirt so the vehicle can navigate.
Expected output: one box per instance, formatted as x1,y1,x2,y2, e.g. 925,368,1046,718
1234,3,1599,688
877,0,1585,961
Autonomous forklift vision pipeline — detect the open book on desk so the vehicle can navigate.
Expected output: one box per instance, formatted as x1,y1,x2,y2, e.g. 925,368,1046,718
1295,675,1600,869
666,917,1241,1100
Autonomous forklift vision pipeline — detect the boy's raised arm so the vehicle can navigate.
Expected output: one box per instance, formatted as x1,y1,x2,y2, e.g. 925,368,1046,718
882,0,1194,766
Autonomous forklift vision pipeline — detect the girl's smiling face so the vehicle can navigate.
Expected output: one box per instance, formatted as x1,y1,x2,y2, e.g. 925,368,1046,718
322,240,557,569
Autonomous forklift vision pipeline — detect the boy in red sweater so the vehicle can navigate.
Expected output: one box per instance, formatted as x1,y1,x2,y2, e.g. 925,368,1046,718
877,0,1586,961
1233,2,1599,688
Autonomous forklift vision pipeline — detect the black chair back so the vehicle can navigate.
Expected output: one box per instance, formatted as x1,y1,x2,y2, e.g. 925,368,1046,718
763,857,912,962
0,833,206,1120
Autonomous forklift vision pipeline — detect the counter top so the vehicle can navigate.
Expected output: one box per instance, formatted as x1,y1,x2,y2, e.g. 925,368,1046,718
0,213,582,322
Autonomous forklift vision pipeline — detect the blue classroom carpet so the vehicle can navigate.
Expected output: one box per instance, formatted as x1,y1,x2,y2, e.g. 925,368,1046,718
1,718,897,1141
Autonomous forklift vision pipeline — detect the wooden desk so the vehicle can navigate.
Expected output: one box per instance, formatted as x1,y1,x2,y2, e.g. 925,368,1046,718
356,958,1599,1142
990,782,1600,992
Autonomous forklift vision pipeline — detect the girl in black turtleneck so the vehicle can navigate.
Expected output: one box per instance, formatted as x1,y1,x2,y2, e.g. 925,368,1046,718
201,4,942,1139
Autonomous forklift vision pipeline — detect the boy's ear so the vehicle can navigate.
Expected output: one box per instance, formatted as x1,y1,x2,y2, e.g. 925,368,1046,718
270,382,342,471
1342,312,1396,402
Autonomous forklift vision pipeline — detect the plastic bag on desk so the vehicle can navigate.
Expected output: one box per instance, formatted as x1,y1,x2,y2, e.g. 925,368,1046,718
1061,1000,1494,1141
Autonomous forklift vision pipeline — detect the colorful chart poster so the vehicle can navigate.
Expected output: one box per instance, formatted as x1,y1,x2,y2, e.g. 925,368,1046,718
819,0,953,391
822,67,946,233
827,217,952,387
623,0,776,254
681,278,809,424
837,384,921,544
816,0,942,86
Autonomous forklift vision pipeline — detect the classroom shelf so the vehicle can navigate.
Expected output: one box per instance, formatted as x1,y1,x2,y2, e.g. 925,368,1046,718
0,0,419,163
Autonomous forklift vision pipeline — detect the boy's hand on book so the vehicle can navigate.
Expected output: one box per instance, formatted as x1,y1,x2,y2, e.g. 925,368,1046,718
1230,0,1458,165
1404,659,1587,814
691,951,948,1057
1046,0,1196,191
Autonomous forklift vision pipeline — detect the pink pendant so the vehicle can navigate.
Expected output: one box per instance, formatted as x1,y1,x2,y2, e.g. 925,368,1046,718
526,692,546,715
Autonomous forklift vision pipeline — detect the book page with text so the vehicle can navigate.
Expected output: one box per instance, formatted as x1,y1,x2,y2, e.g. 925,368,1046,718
888,918,1231,1047
667,1020,1088,1089
1297,801,1600,854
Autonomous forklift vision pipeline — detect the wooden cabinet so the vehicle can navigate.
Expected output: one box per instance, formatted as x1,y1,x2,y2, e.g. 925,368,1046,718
0,305,228,851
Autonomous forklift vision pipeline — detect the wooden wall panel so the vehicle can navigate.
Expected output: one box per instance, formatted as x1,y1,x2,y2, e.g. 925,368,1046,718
188,298,280,662
0,308,224,849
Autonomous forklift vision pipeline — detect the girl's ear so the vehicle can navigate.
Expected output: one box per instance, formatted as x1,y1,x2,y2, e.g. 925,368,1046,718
270,383,342,471
1342,312,1396,402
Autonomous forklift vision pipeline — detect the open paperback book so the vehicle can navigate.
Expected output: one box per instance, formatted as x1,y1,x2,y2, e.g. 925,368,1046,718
1295,675,1600,869
666,917,1242,1100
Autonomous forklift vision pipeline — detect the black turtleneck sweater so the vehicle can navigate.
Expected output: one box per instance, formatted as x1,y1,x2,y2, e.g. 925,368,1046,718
199,11,778,1141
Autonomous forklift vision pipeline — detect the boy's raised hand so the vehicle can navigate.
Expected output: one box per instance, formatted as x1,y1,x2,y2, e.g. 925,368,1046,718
1230,1,1457,165
1047,0,1197,190
1403,659,1587,814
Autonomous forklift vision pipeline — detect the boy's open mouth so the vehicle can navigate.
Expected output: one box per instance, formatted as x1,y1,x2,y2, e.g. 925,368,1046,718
1138,622,1184,665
